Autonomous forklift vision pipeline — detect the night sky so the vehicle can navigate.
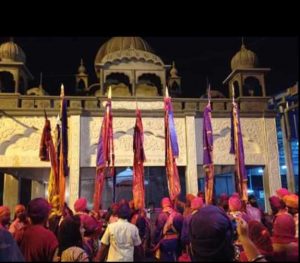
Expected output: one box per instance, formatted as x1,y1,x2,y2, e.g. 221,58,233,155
0,36,298,97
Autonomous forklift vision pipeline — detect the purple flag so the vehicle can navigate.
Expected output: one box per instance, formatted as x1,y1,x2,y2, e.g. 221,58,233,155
230,101,248,201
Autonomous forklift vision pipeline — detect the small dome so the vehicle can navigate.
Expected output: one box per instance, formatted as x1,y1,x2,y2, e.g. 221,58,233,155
0,39,26,63
231,44,258,70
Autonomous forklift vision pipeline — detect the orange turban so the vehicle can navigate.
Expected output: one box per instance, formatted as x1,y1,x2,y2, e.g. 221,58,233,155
14,204,25,215
283,194,298,209
0,206,10,218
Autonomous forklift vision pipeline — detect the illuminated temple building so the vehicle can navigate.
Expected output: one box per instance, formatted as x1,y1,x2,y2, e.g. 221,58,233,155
0,37,298,214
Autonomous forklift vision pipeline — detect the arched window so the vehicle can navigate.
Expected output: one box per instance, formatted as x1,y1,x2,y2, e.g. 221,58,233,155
137,73,162,95
105,73,131,95
76,79,86,95
0,71,15,93
243,77,262,96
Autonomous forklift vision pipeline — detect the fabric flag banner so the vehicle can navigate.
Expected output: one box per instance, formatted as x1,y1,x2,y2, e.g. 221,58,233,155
59,85,69,210
93,87,115,212
133,108,146,210
164,88,181,201
39,111,59,206
230,88,248,201
203,100,214,205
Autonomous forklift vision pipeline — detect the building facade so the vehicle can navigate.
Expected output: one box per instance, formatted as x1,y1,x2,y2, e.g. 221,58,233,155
0,37,283,213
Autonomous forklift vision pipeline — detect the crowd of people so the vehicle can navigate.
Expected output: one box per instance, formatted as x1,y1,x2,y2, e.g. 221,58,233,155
0,187,298,262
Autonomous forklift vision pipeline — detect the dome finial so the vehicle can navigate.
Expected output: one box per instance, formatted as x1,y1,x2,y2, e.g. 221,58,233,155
39,72,43,88
241,36,244,46
78,58,86,74
9,37,14,42
170,60,178,77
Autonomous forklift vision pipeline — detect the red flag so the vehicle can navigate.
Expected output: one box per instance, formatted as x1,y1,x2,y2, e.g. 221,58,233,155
93,87,114,212
133,109,146,210
164,88,181,201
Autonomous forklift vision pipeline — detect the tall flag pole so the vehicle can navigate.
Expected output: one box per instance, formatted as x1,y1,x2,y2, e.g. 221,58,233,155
110,88,116,203
230,85,248,201
203,82,214,205
164,86,181,201
39,111,59,206
93,86,114,212
59,84,69,211
133,105,146,210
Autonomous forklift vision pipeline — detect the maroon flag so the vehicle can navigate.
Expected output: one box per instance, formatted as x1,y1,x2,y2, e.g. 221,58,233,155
39,111,59,205
164,88,181,201
203,86,214,204
133,108,146,210
93,87,114,212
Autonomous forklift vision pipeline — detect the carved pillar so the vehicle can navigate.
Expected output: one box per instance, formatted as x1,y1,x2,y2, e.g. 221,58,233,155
68,115,81,210
132,70,136,96
31,180,45,199
263,118,281,212
13,70,20,94
185,115,198,195
100,68,104,95
3,173,19,219
279,105,295,193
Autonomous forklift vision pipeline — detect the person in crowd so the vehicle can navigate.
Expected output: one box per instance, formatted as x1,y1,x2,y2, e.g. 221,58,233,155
0,227,24,261
130,206,151,260
175,194,195,216
239,220,273,261
217,193,229,213
53,215,89,262
276,188,290,200
108,203,119,224
74,197,89,218
264,195,288,234
283,193,298,238
246,195,262,222
236,216,268,262
153,197,183,261
81,214,102,261
271,213,298,262
0,206,10,229
95,203,143,262
228,195,249,241
189,205,267,262
181,197,203,247
197,191,205,203
181,197,203,259
189,205,235,261
228,196,249,221
20,198,58,261
8,204,30,245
